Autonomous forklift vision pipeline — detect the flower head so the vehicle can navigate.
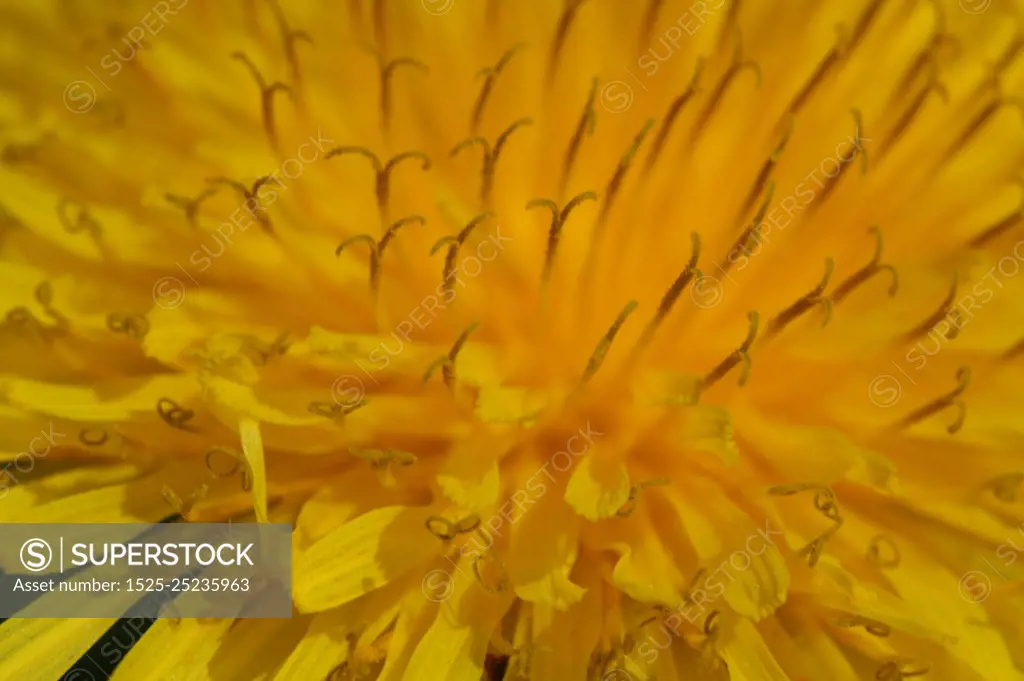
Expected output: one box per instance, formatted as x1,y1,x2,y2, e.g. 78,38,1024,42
2,0,1024,679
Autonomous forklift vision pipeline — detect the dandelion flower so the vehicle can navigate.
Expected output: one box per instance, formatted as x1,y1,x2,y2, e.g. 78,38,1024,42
2,0,1024,679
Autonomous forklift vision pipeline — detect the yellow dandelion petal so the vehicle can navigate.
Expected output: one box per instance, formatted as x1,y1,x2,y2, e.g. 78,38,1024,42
108,619,234,680
238,416,269,523
717,616,791,681
508,483,588,610
0,618,118,679
293,505,436,612
564,447,632,521
403,553,516,681
3,0,1024,678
